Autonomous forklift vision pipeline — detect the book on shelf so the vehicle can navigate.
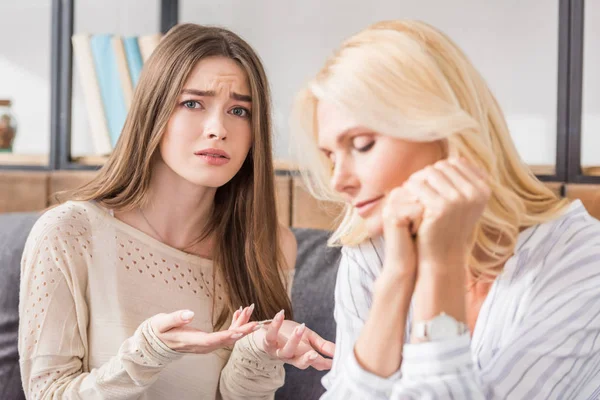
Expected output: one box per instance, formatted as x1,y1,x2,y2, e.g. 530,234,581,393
123,37,144,88
71,33,163,159
111,36,134,110
90,34,128,149
72,34,112,156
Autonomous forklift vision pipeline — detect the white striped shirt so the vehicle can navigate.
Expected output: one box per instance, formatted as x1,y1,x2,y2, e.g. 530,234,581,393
321,200,600,399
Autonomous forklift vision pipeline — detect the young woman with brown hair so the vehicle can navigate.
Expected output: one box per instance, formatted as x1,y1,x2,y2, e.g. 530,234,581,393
18,23,334,399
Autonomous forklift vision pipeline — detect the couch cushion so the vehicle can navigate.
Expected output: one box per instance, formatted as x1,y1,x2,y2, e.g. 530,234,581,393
276,228,341,400
0,212,39,400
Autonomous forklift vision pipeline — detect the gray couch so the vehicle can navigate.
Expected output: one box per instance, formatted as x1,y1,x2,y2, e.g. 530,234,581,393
0,213,340,400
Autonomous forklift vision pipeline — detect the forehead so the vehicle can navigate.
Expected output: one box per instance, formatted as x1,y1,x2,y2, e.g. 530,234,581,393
185,56,250,93
316,99,361,147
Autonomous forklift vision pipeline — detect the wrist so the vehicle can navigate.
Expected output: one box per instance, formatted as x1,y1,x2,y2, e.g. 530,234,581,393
378,262,416,288
412,270,466,324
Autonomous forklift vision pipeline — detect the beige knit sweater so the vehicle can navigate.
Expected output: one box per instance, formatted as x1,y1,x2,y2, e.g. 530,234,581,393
18,201,285,400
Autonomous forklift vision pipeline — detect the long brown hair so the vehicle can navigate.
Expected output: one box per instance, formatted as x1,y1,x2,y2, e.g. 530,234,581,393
68,24,292,328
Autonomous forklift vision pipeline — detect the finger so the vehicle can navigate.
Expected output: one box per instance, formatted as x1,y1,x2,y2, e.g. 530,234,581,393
404,177,442,210
307,330,336,358
229,307,243,329
448,158,487,185
231,321,260,336
151,310,195,334
277,323,305,359
202,329,247,347
264,310,285,350
382,198,420,262
290,351,333,371
450,158,490,194
308,354,334,371
423,166,462,202
434,161,472,197
290,350,318,370
383,188,423,229
234,304,255,328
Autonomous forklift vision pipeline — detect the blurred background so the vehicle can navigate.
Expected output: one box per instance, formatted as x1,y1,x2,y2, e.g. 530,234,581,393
0,0,597,183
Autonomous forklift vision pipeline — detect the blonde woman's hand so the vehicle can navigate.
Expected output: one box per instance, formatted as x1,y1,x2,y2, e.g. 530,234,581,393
253,310,335,371
150,305,259,354
403,158,491,270
380,187,423,280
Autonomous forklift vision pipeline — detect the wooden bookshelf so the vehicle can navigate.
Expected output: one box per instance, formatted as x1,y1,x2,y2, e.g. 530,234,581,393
582,166,600,177
71,155,109,166
528,165,556,176
0,153,48,166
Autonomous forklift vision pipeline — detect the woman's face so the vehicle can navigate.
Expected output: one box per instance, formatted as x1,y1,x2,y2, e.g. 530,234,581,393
159,56,253,188
317,100,443,236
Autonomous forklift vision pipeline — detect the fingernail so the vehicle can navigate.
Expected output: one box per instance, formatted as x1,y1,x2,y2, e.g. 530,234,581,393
309,352,318,360
276,309,285,321
238,306,243,312
181,311,194,321
296,323,306,336
231,332,243,339
249,303,255,313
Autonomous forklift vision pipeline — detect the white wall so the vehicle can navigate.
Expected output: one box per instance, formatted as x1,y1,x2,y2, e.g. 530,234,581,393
2,0,598,166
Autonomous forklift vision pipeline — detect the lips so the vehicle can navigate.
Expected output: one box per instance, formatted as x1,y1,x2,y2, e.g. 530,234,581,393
194,148,230,159
354,196,384,209
354,195,384,217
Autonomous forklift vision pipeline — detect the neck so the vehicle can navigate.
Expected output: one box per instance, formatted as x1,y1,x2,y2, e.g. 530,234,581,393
141,158,217,251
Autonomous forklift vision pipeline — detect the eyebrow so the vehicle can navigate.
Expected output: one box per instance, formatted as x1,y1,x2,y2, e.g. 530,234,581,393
181,89,252,103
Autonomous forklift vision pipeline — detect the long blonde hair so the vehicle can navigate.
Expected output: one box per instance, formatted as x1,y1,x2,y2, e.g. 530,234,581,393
67,23,292,327
291,20,569,280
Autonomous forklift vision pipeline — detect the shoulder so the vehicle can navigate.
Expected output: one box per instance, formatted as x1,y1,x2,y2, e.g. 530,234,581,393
512,201,600,291
33,201,97,229
278,224,297,271
25,202,97,250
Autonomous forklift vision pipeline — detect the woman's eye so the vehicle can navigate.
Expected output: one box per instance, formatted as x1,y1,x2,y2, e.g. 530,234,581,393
355,140,375,152
231,107,251,118
182,100,200,109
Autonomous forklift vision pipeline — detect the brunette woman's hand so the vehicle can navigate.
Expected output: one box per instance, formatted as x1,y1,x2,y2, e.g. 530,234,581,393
150,305,259,354
252,310,335,371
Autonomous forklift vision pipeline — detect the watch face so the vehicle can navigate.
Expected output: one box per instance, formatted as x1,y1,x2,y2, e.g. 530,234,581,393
429,314,459,340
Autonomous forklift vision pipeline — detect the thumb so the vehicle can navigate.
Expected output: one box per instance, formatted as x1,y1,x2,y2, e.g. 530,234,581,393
151,310,195,334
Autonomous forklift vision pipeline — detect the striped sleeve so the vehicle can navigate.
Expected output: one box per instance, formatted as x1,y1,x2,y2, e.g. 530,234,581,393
321,246,401,399
390,221,600,399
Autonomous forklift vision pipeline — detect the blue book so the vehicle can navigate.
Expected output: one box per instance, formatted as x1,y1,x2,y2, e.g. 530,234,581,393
90,34,127,147
123,37,144,87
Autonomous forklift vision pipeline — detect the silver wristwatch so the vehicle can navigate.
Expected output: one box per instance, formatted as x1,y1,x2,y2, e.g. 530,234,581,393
412,312,468,342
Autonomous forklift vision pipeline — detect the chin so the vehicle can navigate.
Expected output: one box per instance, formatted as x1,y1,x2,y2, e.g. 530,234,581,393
182,170,237,188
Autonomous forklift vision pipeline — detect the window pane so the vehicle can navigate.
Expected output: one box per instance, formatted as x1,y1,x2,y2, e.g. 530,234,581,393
581,0,600,169
0,1,51,161
182,0,559,168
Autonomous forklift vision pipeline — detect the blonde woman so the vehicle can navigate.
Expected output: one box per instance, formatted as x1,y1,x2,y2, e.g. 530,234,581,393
291,20,600,399
18,24,334,399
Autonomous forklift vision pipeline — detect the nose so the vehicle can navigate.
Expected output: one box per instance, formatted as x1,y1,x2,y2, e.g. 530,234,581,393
330,155,358,198
204,110,227,141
